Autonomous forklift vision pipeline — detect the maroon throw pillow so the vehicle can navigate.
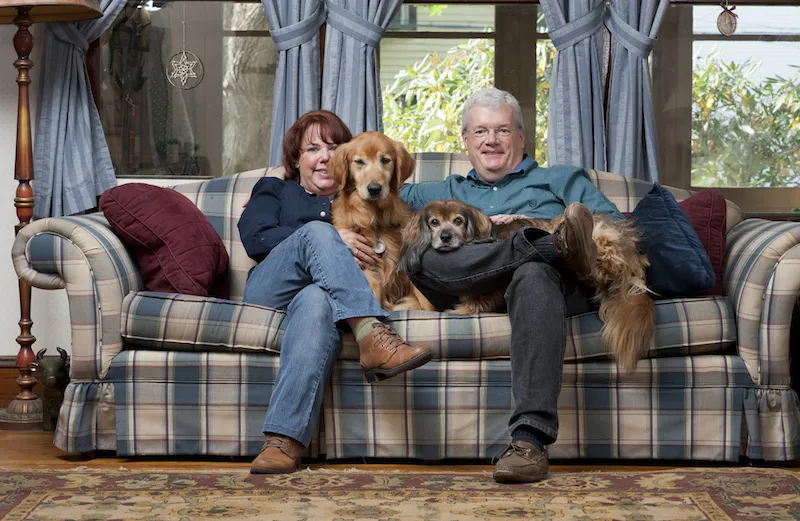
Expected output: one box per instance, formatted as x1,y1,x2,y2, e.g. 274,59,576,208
679,189,727,296
99,183,230,298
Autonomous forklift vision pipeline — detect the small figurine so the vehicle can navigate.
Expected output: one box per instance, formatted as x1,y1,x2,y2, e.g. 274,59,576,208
29,347,70,431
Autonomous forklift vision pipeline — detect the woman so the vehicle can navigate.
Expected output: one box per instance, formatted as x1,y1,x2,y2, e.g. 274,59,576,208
238,110,433,474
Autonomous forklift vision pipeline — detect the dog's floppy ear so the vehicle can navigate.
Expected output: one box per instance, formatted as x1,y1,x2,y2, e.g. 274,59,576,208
464,205,494,242
328,141,352,192
392,139,416,189
400,208,431,275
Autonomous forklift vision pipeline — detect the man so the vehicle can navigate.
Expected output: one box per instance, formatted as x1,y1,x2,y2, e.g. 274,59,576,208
400,87,624,484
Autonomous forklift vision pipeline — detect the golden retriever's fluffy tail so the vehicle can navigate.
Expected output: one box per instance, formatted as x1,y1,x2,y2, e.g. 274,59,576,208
598,291,656,372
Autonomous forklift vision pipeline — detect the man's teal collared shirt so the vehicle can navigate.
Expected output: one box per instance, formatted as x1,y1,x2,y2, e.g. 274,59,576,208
401,154,624,220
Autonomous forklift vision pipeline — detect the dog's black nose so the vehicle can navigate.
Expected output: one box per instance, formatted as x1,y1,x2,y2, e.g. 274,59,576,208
440,231,452,243
367,183,382,197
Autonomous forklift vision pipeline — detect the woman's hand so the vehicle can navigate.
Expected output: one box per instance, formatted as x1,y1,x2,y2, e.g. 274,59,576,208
338,228,380,269
490,214,529,225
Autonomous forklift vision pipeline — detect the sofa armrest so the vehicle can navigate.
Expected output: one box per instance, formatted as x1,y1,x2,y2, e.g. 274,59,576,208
12,215,143,380
725,218,800,386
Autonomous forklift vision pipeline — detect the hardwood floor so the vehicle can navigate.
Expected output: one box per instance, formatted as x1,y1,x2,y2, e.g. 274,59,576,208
5,430,795,474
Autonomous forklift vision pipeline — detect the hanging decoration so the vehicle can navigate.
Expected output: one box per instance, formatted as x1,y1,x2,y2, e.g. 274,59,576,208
167,2,204,89
717,2,738,37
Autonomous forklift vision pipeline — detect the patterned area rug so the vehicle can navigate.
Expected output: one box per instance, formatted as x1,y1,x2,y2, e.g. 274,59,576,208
0,467,797,520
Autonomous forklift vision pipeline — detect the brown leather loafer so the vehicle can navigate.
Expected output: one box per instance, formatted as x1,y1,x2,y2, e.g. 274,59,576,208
358,323,433,383
553,202,597,276
250,434,303,474
492,440,549,484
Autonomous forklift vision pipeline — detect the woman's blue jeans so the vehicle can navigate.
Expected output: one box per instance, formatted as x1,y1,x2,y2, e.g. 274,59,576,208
243,221,388,447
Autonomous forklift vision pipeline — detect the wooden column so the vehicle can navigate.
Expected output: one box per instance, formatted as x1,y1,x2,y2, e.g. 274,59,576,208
0,5,42,430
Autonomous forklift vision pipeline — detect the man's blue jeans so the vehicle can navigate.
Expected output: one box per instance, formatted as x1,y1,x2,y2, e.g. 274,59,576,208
243,221,388,447
407,228,595,446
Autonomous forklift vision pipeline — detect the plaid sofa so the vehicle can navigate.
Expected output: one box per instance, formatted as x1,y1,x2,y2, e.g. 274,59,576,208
12,153,800,462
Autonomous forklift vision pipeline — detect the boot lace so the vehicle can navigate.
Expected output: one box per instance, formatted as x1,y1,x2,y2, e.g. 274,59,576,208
553,222,569,257
491,441,540,464
261,435,293,456
371,324,405,354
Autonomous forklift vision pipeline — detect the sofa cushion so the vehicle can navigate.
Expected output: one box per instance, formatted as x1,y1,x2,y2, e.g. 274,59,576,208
631,183,716,297
121,292,736,363
100,183,230,298
121,292,285,352
679,189,728,296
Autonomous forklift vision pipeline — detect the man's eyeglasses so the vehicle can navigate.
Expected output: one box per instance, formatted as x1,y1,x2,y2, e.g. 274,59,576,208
466,127,516,140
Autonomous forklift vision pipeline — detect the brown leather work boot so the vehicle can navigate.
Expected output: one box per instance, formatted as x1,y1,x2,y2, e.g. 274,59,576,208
553,202,597,277
492,440,549,484
358,323,433,383
250,434,303,474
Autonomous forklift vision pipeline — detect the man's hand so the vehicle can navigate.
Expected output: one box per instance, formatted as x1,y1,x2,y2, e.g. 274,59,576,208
337,228,380,269
490,214,529,225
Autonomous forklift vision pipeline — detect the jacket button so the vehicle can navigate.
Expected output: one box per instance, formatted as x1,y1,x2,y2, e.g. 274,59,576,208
320,211,327,217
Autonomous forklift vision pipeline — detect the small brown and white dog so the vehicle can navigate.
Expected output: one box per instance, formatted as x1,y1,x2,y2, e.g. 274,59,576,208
329,132,435,312
401,200,655,371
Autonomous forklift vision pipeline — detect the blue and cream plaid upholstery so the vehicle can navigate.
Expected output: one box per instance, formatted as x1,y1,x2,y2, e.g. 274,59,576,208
106,350,324,457
11,153,799,461
324,355,753,462
120,292,735,363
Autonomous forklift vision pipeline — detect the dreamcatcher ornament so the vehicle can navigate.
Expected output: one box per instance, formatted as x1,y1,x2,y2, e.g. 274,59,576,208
167,2,204,89
717,2,738,37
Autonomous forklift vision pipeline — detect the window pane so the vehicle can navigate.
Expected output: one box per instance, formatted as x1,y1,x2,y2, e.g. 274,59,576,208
223,3,269,31
535,39,555,167
694,6,800,35
536,6,548,34
692,41,800,187
387,4,494,32
382,38,494,153
100,1,273,178
223,36,276,176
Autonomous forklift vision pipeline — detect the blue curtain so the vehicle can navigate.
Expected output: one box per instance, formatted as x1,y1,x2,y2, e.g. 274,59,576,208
262,0,325,166
321,0,403,134
605,0,669,181
33,0,126,218
541,0,607,171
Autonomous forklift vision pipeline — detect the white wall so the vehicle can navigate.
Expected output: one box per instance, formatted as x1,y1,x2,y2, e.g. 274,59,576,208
0,25,75,358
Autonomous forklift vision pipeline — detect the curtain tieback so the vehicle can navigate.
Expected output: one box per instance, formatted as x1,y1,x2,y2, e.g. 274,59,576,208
50,23,90,54
549,3,604,52
325,1,384,48
605,6,656,59
271,2,326,52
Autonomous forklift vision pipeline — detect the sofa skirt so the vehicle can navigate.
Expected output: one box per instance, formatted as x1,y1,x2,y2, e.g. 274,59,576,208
323,354,757,462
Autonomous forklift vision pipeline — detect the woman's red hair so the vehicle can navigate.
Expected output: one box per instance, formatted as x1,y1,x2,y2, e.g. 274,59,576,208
282,110,352,180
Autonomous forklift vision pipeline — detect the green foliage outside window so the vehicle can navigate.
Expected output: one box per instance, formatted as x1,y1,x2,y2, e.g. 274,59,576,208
692,54,800,188
383,39,800,192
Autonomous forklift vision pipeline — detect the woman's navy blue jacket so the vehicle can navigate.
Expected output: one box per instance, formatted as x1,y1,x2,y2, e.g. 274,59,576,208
238,177,333,263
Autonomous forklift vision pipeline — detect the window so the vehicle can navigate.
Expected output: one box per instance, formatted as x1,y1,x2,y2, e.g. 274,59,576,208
96,2,548,179
98,1,275,179
381,5,496,153
381,4,546,162
692,6,800,189
654,4,800,212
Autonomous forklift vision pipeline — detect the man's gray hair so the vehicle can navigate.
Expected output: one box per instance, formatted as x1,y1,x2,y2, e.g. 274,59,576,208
461,87,524,133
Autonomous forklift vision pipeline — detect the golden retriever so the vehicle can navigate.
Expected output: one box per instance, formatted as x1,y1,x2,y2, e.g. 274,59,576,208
402,200,655,371
329,132,435,312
